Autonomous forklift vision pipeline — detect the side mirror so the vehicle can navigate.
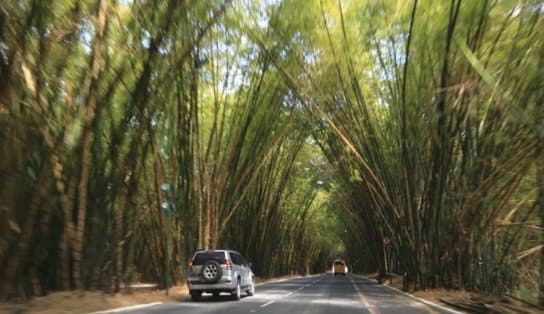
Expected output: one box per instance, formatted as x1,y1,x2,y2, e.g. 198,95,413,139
248,262,253,268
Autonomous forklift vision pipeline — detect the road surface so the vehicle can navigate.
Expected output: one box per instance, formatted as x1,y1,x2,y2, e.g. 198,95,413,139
124,274,457,314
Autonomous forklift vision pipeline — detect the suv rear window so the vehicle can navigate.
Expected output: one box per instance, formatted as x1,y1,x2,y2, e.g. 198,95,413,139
334,261,345,266
230,253,244,265
192,251,226,265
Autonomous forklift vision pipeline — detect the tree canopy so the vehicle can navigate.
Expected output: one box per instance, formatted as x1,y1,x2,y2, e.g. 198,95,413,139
0,0,542,304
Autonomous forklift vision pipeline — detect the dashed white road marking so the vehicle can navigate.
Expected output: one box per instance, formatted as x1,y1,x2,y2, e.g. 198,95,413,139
87,302,162,314
252,275,323,312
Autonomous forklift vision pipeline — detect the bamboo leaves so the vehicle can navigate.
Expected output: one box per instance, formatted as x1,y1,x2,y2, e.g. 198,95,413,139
0,0,541,302
251,0,542,295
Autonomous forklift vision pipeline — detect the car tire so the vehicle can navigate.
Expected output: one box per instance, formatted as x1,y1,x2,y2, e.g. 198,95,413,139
200,260,222,283
190,291,201,301
232,280,241,301
247,280,255,296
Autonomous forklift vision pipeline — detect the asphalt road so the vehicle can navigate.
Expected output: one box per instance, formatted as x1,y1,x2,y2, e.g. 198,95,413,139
126,274,458,314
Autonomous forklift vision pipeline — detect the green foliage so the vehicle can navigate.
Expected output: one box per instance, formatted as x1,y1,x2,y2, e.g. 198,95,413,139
0,0,541,302
252,0,543,297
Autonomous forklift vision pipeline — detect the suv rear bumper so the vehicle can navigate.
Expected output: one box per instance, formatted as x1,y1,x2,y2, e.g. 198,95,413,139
187,276,237,292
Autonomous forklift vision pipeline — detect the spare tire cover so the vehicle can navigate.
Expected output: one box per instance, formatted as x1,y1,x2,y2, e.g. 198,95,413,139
200,260,222,283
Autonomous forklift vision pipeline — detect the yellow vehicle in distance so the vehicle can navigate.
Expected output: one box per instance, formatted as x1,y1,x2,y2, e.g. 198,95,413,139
332,259,348,276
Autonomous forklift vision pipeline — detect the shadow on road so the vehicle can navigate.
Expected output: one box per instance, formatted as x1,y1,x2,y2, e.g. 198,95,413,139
190,294,249,303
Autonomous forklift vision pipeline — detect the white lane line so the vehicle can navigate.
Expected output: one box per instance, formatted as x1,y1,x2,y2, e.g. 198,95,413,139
353,275,463,314
253,275,324,311
86,302,162,314
350,277,380,314
255,273,324,286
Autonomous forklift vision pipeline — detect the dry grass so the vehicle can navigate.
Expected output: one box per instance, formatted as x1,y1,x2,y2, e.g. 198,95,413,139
0,285,189,314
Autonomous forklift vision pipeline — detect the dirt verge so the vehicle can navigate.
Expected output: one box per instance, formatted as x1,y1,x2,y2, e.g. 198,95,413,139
365,273,543,314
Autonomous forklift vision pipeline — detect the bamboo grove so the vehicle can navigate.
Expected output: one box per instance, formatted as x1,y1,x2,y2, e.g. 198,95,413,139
0,0,338,298
0,0,542,304
258,0,542,299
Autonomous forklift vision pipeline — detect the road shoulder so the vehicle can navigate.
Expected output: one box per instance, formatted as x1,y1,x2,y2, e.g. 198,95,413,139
351,274,463,314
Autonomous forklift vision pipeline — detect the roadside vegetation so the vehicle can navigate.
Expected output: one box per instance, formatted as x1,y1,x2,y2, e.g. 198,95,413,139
0,0,542,306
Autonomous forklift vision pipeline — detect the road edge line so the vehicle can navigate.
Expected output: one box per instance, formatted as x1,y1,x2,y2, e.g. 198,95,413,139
353,275,464,314
86,302,163,314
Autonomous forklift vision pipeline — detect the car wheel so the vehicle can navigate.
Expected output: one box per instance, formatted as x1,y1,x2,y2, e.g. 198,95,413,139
190,291,201,301
232,280,241,301
200,260,222,283
247,280,255,296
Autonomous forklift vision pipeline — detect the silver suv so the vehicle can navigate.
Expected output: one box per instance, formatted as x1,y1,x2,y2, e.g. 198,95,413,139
187,250,255,301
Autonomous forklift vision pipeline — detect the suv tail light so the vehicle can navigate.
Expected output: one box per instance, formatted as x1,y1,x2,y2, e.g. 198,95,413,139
225,258,232,270
188,261,193,267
